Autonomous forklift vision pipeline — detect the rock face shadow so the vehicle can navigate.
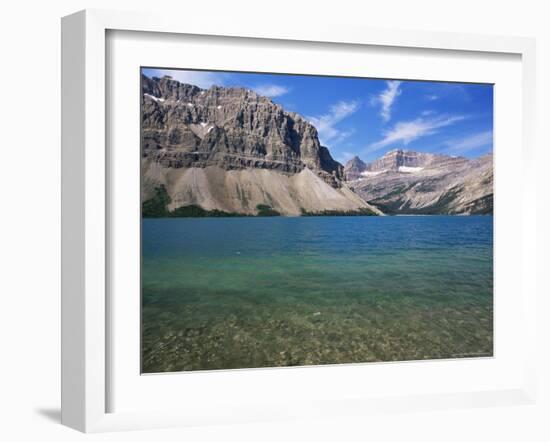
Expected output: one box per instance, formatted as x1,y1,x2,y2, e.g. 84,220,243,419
35,407,61,423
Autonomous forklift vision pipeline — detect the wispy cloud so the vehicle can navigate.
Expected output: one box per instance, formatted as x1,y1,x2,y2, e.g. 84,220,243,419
369,114,465,151
308,100,360,145
426,94,439,101
142,68,224,89
252,84,290,97
337,151,356,164
444,130,493,154
371,80,402,122
332,129,355,144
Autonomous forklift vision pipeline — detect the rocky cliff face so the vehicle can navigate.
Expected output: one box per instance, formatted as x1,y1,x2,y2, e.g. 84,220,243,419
365,149,469,172
142,75,343,186
345,150,493,215
141,75,381,216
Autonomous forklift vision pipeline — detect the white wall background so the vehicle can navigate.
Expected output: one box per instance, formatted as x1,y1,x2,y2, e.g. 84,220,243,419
0,1,548,440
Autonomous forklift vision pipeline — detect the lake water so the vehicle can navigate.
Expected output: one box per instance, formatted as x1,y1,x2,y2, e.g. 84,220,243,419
142,216,493,373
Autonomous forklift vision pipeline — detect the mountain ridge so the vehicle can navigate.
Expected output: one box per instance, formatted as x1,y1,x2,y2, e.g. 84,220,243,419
141,75,382,216
142,75,343,186
344,150,493,215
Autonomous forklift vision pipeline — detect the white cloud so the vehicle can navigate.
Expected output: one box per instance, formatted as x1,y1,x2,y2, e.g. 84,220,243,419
372,81,402,122
332,128,355,144
143,69,224,89
426,94,439,101
337,151,356,164
253,84,290,97
369,114,465,151
308,100,360,145
445,130,493,154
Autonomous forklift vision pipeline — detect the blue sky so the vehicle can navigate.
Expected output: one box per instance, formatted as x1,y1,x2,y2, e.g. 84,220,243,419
142,68,493,164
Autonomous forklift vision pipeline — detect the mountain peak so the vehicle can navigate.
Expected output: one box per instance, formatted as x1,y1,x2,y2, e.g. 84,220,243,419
346,155,364,165
368,149,441,172
344,156,367,180
385,148,404,154
383,148,421,158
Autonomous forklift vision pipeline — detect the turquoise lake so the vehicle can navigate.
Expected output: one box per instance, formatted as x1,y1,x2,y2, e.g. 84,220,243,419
141,216,493,373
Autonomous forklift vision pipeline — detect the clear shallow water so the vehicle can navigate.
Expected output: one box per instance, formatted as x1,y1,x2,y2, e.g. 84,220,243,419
142,216,493,373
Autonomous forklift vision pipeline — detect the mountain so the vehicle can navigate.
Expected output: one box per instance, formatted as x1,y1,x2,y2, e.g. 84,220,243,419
343,156,368,180
345,150,493,215
141,75,381,216
366,149,468,172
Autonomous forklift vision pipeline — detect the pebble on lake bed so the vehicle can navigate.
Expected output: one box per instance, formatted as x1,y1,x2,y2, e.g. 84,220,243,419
313,312,321,316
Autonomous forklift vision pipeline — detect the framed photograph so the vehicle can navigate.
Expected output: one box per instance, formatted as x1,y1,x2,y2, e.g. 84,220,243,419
61,9,538,432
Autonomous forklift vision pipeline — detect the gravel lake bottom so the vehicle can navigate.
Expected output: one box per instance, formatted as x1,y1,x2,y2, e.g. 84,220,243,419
141,216,493,373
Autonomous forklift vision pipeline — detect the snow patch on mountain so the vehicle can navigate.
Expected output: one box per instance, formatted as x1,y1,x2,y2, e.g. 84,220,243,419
398,166,423,173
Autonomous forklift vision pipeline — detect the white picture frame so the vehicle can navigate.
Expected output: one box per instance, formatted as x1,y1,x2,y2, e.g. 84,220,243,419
61,9,538,433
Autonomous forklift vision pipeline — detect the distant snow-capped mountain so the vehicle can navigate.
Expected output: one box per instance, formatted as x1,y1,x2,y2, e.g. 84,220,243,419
344,150,493,215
